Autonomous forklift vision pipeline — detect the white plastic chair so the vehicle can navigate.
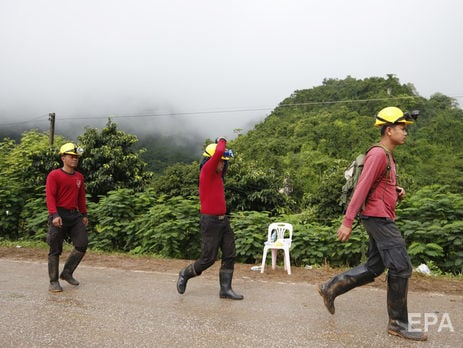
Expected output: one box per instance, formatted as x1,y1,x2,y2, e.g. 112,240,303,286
260,222,293,275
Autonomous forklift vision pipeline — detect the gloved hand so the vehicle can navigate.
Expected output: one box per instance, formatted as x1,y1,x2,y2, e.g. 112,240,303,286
215,136,227,143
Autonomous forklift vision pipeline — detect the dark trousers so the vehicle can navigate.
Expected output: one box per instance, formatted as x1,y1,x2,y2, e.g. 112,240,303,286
361,216,412,279
193,215,236,274
47,209,88,256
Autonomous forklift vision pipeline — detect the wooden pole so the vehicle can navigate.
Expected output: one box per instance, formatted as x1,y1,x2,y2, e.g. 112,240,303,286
49,112,55,146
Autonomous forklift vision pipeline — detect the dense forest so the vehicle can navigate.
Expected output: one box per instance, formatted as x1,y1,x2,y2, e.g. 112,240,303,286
1,75,462,274
227,75,462,219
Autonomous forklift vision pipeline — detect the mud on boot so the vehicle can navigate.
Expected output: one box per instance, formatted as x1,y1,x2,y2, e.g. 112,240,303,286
177,264,197,294
318,264,374,314
387,275,427,341
48,255,63,292
219,269,243,300
60,249,85,286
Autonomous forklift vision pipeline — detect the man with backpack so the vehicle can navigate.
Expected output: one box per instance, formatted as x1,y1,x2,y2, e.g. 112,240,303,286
318,106,427,341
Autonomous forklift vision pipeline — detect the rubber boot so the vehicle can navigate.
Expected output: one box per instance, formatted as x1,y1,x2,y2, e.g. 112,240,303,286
387,275,427,341
177,264,197,294
219,269,244,300
318,264,375,314
60,249,85,286
48,255,63,292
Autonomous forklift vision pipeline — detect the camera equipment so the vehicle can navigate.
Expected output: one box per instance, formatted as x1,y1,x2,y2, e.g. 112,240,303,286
224,149,234,158
404,110,420,122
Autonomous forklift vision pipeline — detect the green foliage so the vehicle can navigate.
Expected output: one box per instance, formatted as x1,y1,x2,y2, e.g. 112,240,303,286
398,185,463,274
1,76,463,275
230,75,463,221
1,131,64,191
89,190,201,259
88,188,156,251
19,194,49,241
226,157,291,213
150,162,199,198
232,211,272,263
0,176,24,239
232,211,368,268
136,134,199,173
78,119,153,201
0,131,64,239
408,242,444,260
133,196,200,258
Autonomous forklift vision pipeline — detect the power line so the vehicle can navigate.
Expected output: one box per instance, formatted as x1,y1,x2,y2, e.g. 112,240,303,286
2,94,461,127
60,107,272,120
1,113,49,126
58,96,420,120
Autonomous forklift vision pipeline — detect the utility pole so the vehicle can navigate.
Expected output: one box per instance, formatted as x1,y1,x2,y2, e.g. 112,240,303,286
49,112,55,146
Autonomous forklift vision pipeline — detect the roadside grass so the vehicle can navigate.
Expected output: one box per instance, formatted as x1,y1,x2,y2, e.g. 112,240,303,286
1,238,461,280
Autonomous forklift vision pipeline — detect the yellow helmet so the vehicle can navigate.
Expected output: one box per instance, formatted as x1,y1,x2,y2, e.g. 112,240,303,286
202,143,234,160
375,106,415,127
59,142,84,156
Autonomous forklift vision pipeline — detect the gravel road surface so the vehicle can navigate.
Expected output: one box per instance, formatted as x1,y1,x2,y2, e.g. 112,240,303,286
0,259,461,347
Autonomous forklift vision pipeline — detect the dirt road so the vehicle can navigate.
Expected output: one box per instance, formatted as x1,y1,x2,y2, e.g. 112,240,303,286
0,248,462,347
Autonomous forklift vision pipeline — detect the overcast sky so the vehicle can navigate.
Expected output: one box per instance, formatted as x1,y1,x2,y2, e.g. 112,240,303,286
1,0,462,140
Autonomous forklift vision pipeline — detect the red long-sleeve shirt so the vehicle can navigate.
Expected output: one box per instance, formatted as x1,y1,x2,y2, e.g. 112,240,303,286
343,146,397,228
199,139,227,215
46,169,87,217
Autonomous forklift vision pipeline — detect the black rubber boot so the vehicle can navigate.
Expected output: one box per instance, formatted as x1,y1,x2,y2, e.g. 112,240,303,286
48,255,63,292
177,264,197,294
219,269,244,300
387,275,427,341
318,264,375,314
60,249,85,286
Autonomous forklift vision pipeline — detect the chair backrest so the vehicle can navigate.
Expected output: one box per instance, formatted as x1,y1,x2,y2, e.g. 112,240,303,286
267,222,293,245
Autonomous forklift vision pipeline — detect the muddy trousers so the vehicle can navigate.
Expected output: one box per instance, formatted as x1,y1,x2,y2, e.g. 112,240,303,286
176,214,243,299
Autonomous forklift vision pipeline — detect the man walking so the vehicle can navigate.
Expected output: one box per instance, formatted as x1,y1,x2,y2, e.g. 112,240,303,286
318,107,427,341
46,142,88,292
177,137,243,300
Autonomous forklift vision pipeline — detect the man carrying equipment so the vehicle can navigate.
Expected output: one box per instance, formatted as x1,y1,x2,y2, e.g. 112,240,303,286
318,107,427,341
177,137,243,300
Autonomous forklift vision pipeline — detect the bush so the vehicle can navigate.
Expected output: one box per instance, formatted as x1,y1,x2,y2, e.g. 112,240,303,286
398,185,463,274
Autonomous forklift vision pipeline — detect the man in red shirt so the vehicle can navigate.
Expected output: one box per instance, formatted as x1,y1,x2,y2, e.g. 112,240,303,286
46,143,88,292
318,107,427,341
177,137,243,300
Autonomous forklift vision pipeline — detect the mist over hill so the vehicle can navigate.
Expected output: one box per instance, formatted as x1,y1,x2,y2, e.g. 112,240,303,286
2,75,462,182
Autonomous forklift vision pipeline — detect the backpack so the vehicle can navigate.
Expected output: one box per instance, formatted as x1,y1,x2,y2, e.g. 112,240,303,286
339,144,391,213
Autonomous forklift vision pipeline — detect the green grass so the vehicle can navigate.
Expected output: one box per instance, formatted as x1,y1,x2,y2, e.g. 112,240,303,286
0,238,49,249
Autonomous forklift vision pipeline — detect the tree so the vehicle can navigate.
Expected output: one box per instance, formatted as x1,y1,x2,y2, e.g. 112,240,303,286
77,119,153,201
229,75,463,217
150,162,199,198
225,156,291,214
0,130,65,238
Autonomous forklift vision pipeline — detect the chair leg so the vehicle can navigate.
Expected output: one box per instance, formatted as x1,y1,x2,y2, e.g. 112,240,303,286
261,248,268,273
271,249,277,270
283,249,288,271
285,249,291,275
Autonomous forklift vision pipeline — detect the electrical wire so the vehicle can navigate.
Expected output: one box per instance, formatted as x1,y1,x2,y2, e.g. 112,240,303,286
1,94,461,127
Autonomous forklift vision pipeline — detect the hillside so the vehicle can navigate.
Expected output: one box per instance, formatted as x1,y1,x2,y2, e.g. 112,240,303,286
225,75,463,219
